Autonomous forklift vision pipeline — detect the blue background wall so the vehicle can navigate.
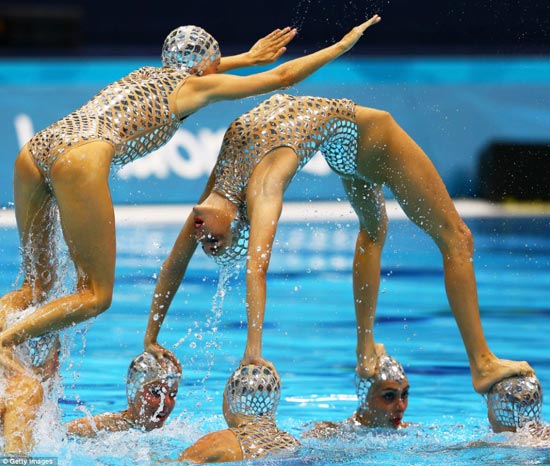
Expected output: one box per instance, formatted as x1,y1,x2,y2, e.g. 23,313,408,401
1,56,549,206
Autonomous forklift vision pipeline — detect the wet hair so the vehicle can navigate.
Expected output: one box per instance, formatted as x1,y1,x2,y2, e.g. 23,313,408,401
211,208,250,266
355,354,407,414
487,375,543,431
126,351,182,405
224,364,281,419
161,25,220,75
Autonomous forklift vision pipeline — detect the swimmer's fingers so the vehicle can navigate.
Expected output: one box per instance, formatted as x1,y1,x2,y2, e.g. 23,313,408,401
356,344,385,378
264,26,297,48
374,342,387,357
364,14,382,29
340,15,382,52
240,355,276,373
145,343,172,362
248,26,298,65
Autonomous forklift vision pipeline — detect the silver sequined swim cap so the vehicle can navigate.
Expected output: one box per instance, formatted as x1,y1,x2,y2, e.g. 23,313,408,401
356,354,407,414
126,351,182,405
225,364,281,419
487,375,543,431
211,210,250,266
161,25,220,75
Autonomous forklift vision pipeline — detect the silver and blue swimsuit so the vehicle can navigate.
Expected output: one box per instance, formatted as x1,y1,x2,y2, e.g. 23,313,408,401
212,93,359,205
28,66,190,183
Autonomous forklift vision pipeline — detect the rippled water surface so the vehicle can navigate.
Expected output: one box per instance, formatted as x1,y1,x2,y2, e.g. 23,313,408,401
1,215,549,465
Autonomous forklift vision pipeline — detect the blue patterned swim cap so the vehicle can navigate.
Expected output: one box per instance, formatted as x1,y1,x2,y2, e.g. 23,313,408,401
355,354,407,414
487,375,543,431
161,25,220,75
126,351,182,405
225,364,281,419
211,209,250,266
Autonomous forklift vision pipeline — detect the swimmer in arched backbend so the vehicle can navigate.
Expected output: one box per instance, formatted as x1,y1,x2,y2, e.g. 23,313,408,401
144,92,533,395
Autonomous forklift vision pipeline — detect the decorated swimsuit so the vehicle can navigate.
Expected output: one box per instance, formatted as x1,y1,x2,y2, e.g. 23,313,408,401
212,93,359,206
28,66,189,184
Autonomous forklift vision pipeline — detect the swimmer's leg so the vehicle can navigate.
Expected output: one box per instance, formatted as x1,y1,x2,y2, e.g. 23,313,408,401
0,146,58,327
341,177,388,378
3,370,44,453
0,141,115,347
355,106,533,393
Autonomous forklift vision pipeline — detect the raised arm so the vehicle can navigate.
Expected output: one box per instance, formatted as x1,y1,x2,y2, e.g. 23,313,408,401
217,27,297,73
176,15,381,116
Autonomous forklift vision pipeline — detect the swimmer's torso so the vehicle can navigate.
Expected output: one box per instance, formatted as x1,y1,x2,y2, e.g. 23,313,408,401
213,94,358,205
28,66,190,181
230,417,301,460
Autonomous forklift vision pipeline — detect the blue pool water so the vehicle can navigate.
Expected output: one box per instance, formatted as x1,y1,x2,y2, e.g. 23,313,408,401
0,210,549,465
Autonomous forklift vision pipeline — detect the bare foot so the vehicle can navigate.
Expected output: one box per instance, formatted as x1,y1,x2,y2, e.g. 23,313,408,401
472,357,534,394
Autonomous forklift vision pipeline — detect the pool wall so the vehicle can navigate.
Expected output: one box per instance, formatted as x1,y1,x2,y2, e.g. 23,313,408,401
1,56,549,206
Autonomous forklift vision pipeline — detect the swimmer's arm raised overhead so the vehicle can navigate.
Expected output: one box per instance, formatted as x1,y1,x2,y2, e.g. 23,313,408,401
217,27,298,73
175,15,381,117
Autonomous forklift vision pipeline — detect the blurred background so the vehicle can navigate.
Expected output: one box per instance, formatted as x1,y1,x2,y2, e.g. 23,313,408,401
0,0,549,206
1,0,550,56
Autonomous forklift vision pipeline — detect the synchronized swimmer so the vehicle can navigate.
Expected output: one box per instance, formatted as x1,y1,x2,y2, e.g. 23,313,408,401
0,11,544,462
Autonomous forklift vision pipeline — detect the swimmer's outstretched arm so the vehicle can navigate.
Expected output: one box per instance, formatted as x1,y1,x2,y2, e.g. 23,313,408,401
239,151,299,365
217,27,298,73
143,172,217,357
175,15,381,117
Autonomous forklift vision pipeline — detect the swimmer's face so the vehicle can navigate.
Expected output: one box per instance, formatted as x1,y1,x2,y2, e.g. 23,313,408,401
487,402,516,433
133,379,178,430
358,378,409,428
193,205,233,257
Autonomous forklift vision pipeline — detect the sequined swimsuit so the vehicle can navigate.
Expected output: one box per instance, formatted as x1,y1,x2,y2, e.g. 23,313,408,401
213,94,358,206
230,417,301,460
28,66,189,183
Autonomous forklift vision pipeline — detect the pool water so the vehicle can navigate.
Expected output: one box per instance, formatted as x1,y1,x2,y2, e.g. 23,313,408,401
1,212,549,465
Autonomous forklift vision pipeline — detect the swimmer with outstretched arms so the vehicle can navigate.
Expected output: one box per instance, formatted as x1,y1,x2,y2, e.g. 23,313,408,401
0,15,380,374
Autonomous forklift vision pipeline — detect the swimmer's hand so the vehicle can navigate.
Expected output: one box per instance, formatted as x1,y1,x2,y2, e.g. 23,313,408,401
356,342,386,378
144,342,173,363
340,14,382,52
0,347,29,376
247,27,298,65
240,354,277,374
